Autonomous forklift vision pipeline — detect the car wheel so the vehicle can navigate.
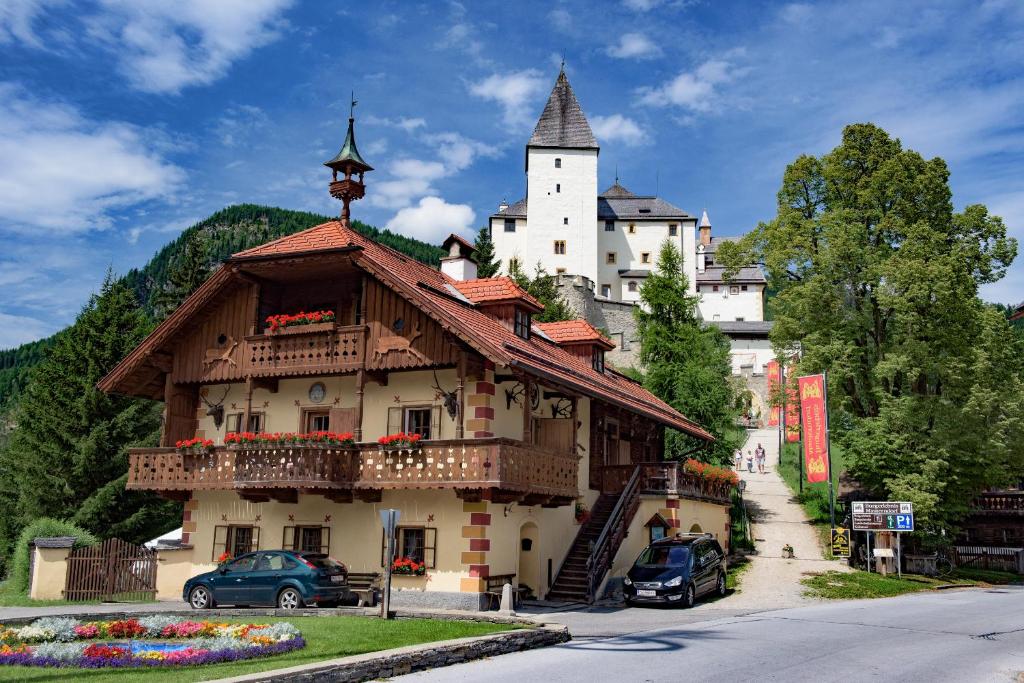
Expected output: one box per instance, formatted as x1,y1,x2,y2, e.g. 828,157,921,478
683,584,696,608
716,572,727,597
189,585,212,609
277,587,303,609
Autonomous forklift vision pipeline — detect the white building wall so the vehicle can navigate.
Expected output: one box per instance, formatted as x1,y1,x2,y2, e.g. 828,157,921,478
490,215,528,274
697,284,764,322
728,337,774,375
683,221,697,296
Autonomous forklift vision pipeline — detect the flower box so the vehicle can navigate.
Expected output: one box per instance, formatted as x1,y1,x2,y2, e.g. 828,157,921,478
264,310,335,334
176,438,214,455
377,432,422,452
266,321,336,336
391,556,427,576
225,431,355,449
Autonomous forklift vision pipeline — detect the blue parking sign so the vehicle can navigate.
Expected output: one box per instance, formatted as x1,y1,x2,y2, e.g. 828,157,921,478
892,514,914,531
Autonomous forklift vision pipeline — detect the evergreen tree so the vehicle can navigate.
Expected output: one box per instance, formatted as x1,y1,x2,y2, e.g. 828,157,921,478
151,231,211,320
473,226,499,278
635,241,741,465
507,260,575,323
0,272,179,568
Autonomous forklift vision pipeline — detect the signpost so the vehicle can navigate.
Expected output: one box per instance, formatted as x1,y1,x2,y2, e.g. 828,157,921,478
831,527,851,558
379,508,401,619
852,502,913,578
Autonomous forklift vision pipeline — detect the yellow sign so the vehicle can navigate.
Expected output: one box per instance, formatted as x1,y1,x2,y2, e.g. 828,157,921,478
831,527,851,558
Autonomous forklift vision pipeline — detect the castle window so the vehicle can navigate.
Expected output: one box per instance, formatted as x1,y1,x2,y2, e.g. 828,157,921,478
712,285,720,292
669,224,678,236
641,252,651,264
628,281,638,292
556,267,566,274
592,350,605,373
404,407,434,439
227,412,264,434
556,183,561,193
741,285,748,291
514,308,531,339
628,224,636,234
735,317,745,322
504,219,516,233
606,252,617,264
563,217,569,225
600,284,611,297
730,285,740,295
604,220,615,232
554,240,566,255
554,158,561,168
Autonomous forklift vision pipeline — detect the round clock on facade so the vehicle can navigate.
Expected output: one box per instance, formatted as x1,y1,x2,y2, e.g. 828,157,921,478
309,382,326,404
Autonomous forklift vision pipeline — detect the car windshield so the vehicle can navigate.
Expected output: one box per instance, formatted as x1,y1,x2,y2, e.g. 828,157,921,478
300,554,344,570
636,545,690,568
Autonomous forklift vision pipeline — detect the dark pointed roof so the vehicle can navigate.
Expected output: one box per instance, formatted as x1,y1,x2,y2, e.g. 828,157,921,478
600,182,636,198
528,71,598,150
324,117,373,173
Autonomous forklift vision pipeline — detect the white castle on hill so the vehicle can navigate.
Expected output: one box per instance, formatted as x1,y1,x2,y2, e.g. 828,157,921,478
489,68,773,382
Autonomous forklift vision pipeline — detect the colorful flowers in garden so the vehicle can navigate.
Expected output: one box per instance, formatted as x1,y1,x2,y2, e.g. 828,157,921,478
224,431,355,448
0,616,303,669
265,310,335,332
175,437,214,454
683,458,740,488
377,431,422,450
391,556,426,575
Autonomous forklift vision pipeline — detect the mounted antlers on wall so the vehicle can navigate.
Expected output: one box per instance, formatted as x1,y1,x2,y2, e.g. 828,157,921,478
551,397,573,419
432,370,459,421
200,386,229,429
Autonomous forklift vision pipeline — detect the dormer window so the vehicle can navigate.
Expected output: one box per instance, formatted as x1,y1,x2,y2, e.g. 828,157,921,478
514,308,531,339
592,349,605,373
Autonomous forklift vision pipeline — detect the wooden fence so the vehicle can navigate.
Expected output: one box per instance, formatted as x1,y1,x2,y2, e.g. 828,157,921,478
65,538,157,602
954,545,1024,574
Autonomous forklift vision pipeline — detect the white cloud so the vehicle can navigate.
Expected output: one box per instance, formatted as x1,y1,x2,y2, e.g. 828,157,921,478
0,311,57,348
85,0,293,94
366,115,427,133
607,32,662,60
623,0,663,10
385,196,475,244
0,0,57,47
0,82,185,234
779,3,813,25
215,104,269,147
425,132,500,172
469,70,547,129
637,57,743,112
549,8,572,32
590,114,649,146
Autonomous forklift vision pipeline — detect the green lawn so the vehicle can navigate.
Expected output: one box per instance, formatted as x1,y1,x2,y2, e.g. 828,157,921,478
0,581,101,607
726,556,752,592
776,442,847,554
0,616,513,682
800,570,997,600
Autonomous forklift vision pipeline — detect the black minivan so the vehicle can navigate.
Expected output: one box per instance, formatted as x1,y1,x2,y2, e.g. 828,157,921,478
622,534,727,607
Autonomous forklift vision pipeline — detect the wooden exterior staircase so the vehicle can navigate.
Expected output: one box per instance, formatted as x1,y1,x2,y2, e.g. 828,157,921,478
548,466,642,603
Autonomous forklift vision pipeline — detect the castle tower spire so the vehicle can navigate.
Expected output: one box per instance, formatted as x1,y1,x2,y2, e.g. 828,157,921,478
528,70,598,151
324,93,374,227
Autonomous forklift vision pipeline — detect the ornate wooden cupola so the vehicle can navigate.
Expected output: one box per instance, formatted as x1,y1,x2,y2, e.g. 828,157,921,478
325,94,374,226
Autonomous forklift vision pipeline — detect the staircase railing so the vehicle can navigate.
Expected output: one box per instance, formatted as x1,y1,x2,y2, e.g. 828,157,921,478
585,465,642,602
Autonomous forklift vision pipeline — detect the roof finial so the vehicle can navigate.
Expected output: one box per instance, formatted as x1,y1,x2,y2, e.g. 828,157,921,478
615,164,619,185
349,91,357,120
560,52,566,74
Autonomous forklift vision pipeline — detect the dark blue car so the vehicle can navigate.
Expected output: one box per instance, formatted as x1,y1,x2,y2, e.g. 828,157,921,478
184,550,350,609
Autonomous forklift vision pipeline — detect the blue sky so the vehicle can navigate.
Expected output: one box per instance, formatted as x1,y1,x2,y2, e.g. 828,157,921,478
1,0,1022,348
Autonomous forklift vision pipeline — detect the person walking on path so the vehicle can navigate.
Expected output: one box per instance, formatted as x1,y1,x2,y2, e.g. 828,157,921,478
746,451,755,473
755,443,766,474
735,448,743,471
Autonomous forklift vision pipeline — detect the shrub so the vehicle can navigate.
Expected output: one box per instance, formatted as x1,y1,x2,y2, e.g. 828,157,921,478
6,518,98,595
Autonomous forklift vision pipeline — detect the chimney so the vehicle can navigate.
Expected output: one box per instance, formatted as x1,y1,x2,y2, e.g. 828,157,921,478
440,233,478,281
697,244,706,273
699,209,712,247
498,198,509,212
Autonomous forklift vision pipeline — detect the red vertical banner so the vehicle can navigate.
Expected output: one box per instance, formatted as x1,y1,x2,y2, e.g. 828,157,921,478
766,360,780,426
785,363,800,443
798,374,829,483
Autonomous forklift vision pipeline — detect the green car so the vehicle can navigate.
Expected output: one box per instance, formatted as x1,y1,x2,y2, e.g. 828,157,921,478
184,550,350,609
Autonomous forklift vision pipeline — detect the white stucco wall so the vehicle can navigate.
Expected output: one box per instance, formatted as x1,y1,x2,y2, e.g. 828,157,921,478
696,284,765,322
728,337,774,375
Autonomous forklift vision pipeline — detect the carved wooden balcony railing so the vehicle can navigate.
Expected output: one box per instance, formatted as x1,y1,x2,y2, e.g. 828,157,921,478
600,462,732,504
243,324,366,378
126,438,579,505
971,491,1024,515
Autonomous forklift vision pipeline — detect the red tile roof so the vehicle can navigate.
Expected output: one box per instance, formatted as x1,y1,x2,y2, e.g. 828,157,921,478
101,219,712,441
450,278,544,311
536,320,615,350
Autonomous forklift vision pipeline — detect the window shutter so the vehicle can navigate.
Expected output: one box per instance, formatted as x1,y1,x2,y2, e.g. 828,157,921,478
251,526,261,552
387,406,403,435
282,526,295,551
329,407,358,434
321,526,331,555
212,525,228,561
425,528,437,569
431,405,441,439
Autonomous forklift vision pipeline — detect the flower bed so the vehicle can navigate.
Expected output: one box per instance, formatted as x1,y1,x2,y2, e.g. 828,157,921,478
265,310,335,333
225,431,355,448
0,616,304,669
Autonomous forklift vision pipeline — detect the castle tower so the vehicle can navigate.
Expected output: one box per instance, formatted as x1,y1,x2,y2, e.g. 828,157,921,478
324,96,373,227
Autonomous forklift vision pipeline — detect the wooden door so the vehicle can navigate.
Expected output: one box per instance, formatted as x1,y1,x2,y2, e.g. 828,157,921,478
329,407,359,434
535,418,574,454
163,382,199,446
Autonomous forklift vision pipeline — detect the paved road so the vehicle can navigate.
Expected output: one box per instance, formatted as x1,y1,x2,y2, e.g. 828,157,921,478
731,427,850,609
399,588,1024,682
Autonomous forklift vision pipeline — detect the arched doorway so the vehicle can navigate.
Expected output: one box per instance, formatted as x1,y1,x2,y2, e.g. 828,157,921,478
689,523,703,534
518,522,540,600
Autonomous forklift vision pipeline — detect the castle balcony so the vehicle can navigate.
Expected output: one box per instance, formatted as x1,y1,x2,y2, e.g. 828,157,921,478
971,491,1024,516
126,438,579,507
242,323,366,379
598,462,732,505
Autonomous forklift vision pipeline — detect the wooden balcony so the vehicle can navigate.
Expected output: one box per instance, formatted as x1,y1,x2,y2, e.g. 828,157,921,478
127,438,579,506
600,462,732,504
243,323,366,378
971,491,1024,515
